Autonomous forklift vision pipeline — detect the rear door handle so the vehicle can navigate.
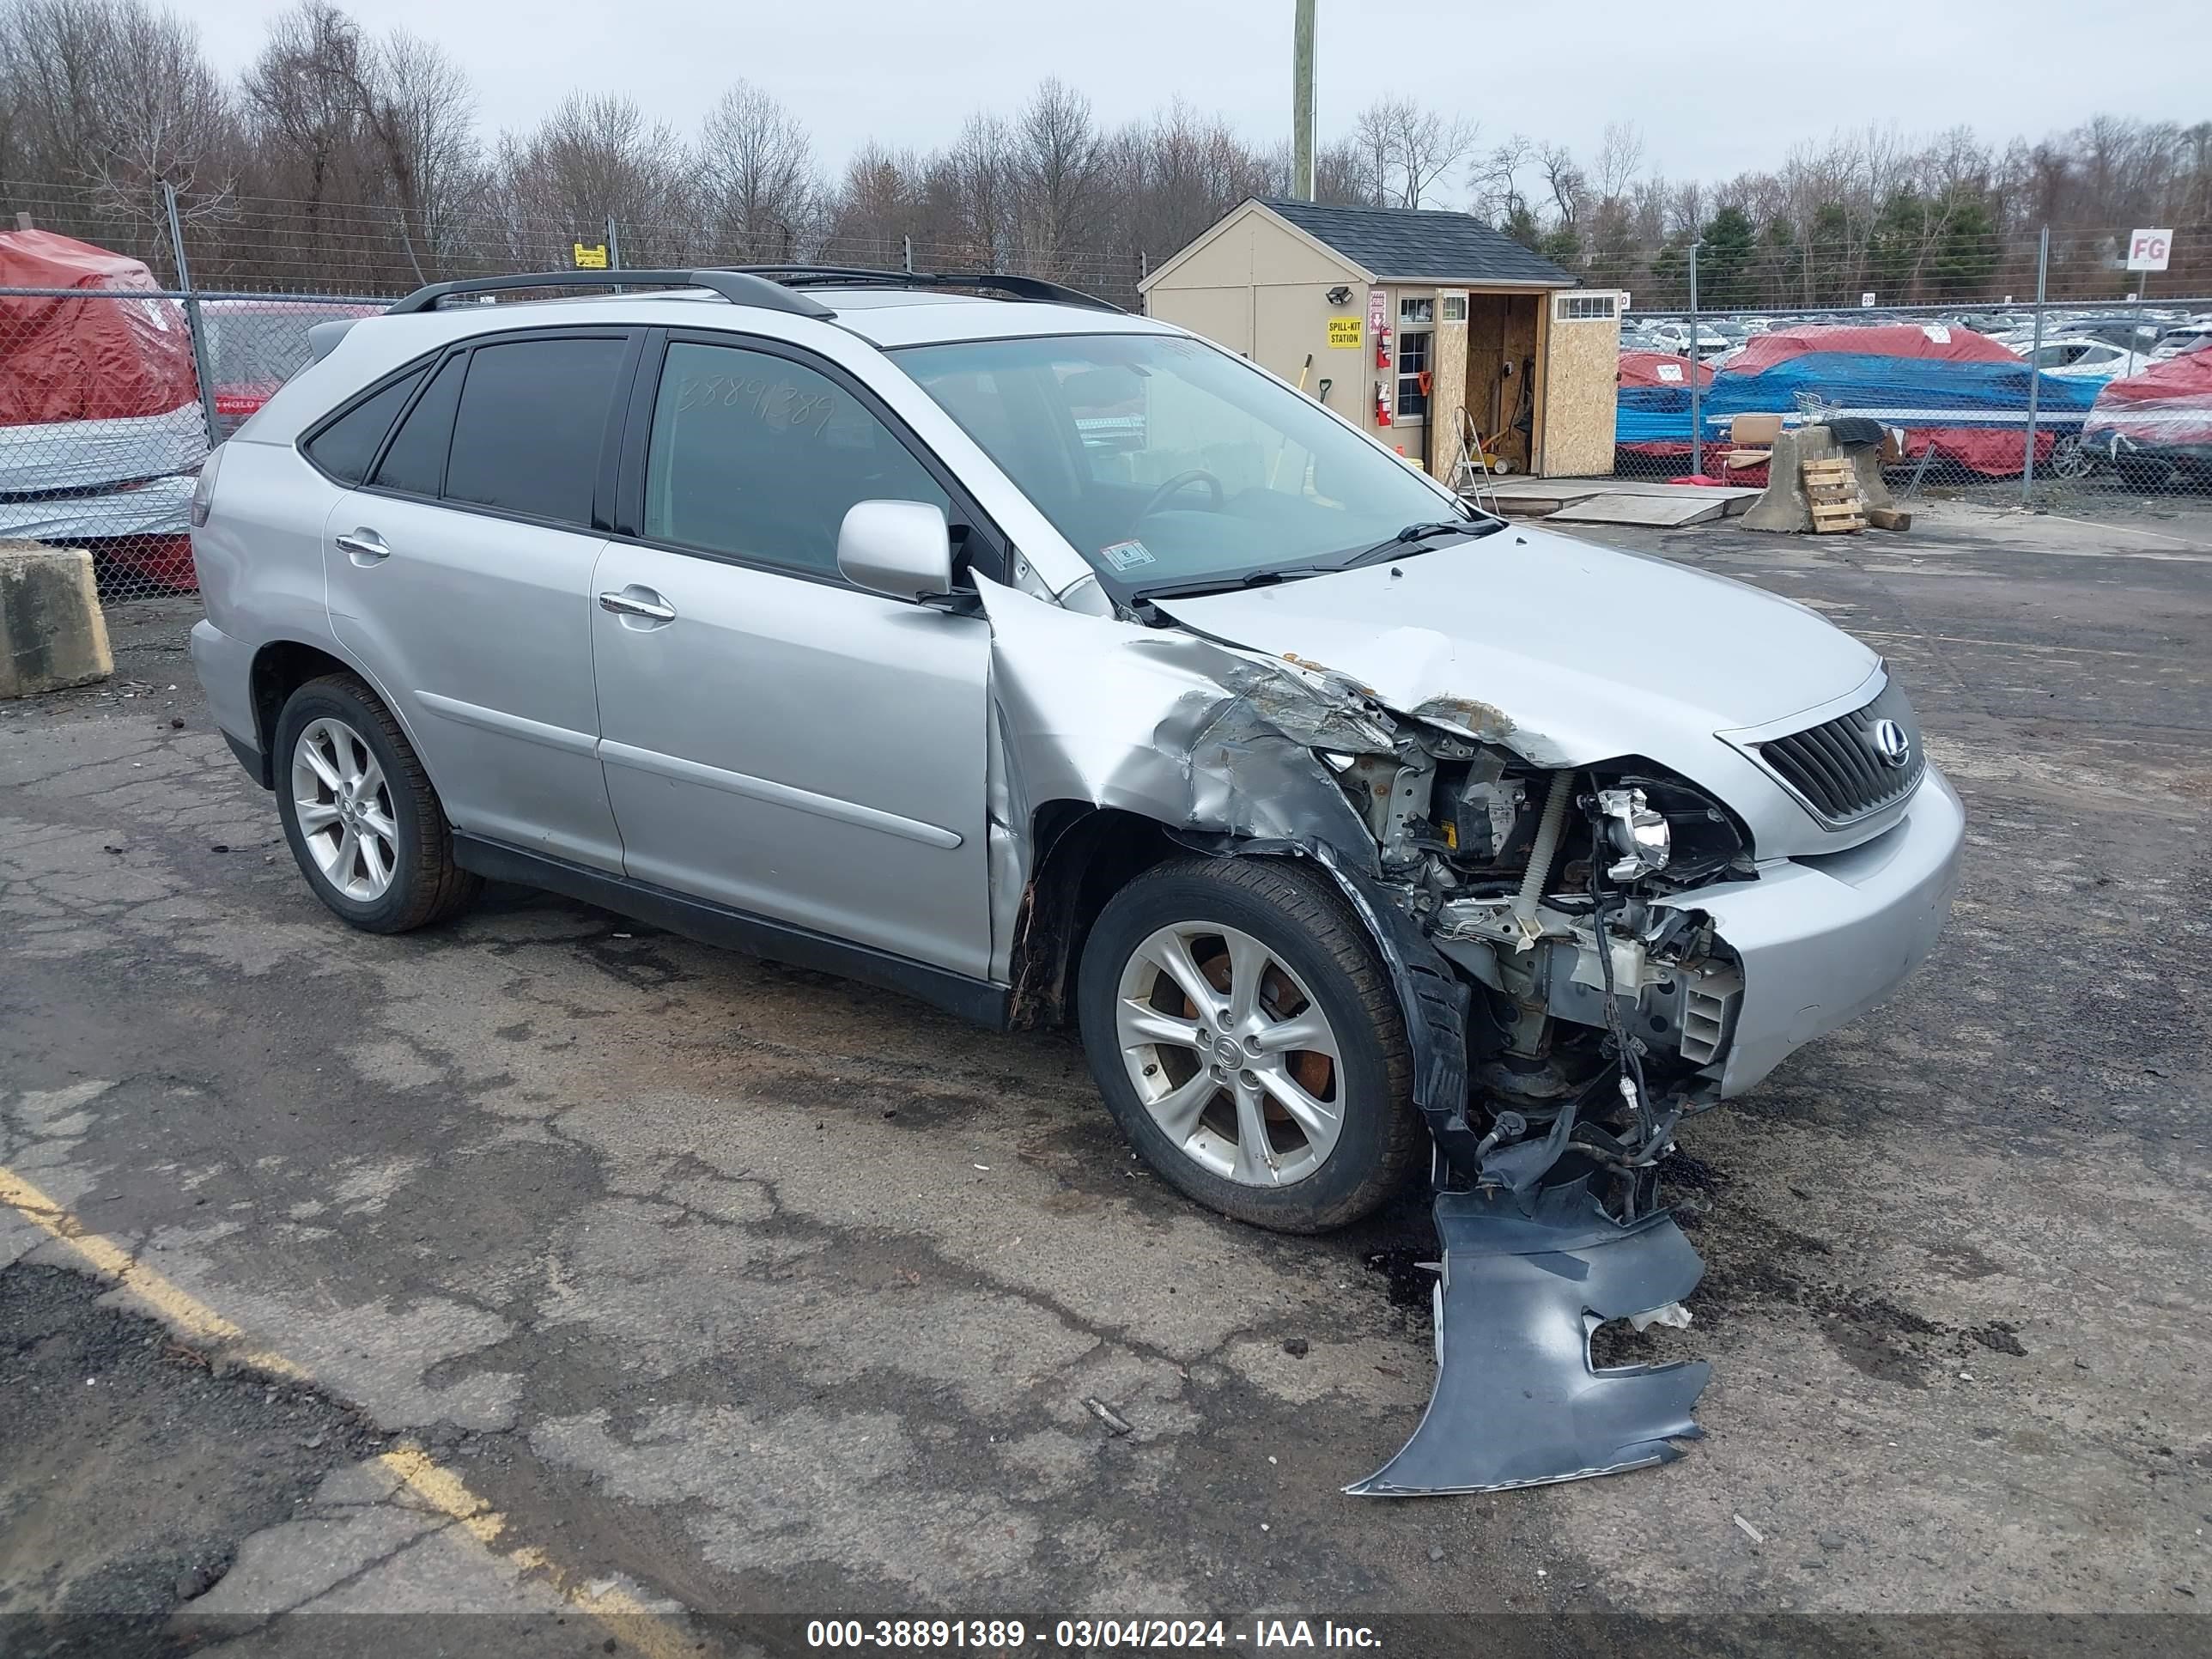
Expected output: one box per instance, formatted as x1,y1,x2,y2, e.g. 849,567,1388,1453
335,528,390,564
598,587,677,623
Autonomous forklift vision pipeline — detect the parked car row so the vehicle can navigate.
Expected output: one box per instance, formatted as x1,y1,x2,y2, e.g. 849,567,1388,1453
1613,313,2212,489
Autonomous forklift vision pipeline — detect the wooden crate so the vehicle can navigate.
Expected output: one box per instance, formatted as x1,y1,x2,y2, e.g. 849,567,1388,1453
1800,457,1865,533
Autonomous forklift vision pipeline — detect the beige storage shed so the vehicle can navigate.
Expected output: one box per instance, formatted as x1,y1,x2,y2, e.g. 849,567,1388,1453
1139,198,1622,480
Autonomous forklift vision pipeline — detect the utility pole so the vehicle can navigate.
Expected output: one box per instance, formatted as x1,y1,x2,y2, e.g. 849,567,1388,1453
1292,0,1316,202
2022,225,2049,498
1686,239,1704,476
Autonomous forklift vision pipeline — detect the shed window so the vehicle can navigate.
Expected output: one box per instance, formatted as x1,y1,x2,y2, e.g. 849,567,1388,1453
1398,295,1436,325
1555,293,1620,322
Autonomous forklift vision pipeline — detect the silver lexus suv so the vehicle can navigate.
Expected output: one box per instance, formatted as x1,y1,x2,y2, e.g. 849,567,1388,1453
190,266,1963,1236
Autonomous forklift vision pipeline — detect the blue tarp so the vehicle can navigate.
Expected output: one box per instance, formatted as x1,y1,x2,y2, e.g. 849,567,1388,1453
1617,385,1700,447
1702,353,2100,433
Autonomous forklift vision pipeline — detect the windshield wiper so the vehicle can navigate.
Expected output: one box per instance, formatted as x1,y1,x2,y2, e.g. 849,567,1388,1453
1340,515,1504,568
1127,566,1332,605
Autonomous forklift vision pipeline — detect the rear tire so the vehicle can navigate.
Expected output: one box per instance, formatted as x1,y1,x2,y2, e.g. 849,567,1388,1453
1076,856,1422,1232
273,673,480,933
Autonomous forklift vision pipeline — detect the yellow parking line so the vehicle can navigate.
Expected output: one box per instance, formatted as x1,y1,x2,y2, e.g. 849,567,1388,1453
0,1163,697,1659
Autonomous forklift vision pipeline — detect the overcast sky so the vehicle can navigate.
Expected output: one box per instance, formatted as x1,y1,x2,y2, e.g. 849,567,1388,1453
191,0,2209,192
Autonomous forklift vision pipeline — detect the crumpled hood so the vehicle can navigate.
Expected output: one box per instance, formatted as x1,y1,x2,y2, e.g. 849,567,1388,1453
1157,524,1878,764
1155,524,1887,856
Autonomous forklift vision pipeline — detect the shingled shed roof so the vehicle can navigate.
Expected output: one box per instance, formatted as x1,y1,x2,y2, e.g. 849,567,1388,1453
1256,199,1578,287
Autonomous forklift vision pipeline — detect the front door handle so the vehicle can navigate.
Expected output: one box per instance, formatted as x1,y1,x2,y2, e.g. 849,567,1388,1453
598,587,677,623
335,528,390,564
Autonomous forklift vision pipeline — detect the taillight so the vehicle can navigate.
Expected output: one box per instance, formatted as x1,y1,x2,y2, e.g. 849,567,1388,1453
190,443,224,529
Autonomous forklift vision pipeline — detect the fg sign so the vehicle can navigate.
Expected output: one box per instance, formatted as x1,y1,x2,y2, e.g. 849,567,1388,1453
2125,229,2172,272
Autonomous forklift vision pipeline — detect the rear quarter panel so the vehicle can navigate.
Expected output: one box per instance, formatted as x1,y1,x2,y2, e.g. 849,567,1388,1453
191,437,336,651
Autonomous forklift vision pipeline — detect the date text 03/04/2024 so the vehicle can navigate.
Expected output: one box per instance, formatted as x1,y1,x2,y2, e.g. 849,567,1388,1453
804,1620,1385,1650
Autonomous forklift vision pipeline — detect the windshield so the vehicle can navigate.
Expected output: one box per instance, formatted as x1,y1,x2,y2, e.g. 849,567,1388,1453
890,331,1470,593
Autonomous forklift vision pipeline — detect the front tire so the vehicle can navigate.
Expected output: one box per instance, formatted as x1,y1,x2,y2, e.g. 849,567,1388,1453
273,674,479,933
1076,857,1422,1232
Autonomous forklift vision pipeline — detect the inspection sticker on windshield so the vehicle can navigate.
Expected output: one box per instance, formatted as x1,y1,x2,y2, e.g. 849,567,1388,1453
1099,539,1156,571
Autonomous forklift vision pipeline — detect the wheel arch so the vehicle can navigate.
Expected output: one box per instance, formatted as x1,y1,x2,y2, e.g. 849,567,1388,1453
246,638,436,794
1005,802,1181,1030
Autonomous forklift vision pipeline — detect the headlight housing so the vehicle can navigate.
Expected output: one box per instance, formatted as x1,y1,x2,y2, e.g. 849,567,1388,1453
1597,787,1669,880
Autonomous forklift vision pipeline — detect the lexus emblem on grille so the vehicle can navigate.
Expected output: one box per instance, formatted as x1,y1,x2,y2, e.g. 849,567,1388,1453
1871,718,1913,769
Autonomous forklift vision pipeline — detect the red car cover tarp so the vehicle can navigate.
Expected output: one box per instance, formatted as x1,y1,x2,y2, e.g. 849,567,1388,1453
1723,322,2022,371
2084,349,2212,453
0,229,199,425
1618,349,1715,388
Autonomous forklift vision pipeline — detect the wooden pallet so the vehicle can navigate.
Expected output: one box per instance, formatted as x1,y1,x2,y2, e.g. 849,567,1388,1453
1801,457,1865,532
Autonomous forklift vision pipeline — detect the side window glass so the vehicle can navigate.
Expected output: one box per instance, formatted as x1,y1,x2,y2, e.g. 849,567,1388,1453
370,352,466,497
444,336,629,526
643,340,950,579
305,368,424,484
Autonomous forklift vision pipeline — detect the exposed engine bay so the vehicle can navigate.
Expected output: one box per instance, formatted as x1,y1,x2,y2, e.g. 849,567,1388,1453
1320,711,1750,1214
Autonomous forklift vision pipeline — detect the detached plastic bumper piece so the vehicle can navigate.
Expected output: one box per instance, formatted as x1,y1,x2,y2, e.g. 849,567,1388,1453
1346,1182,1710,1497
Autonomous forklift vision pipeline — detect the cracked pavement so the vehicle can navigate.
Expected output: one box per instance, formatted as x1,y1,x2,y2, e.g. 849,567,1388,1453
2,499,2209,1648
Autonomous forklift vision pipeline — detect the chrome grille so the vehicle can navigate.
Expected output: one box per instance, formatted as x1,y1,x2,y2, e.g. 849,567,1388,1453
1756,678,1924,824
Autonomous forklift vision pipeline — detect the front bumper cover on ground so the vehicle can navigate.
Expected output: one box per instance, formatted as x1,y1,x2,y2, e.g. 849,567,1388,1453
1346,1181,1710,1497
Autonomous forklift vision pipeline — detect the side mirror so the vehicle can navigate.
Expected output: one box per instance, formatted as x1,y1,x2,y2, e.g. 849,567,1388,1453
836,500,955,603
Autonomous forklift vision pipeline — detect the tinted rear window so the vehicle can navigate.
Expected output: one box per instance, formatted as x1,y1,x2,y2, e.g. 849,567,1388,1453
305,369,424,484
372,353,466,497
442,337,629,526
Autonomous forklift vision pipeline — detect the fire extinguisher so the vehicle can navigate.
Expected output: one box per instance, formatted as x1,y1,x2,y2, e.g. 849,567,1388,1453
1375,380,1393,428
1373,322,1393,371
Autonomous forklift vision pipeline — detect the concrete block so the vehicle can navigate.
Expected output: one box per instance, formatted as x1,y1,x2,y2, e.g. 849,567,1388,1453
1,541,111,697
1741,428,1895,533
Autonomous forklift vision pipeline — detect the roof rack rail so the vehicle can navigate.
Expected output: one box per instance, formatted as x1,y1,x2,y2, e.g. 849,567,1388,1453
386,269,836,319
728,265,1123,314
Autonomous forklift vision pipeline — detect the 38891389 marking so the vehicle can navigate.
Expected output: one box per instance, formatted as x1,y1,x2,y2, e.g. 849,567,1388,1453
805,1620,1030,1649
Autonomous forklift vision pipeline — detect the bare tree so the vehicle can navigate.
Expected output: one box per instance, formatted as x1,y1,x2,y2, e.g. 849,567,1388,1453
697,80,817,264
1353,97,1476,209
489,92,691,270
1467,134,1533,225
0,0,236,263
9,7,2212,309
1011,78,1104,280
358,30,480,283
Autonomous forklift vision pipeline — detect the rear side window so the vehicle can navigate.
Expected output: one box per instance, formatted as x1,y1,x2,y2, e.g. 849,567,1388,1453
371,352,466,497
305,368,425,484
443,337,629,527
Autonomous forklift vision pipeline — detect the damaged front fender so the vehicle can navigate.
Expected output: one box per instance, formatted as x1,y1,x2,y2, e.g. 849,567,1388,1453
977,575,1482,1166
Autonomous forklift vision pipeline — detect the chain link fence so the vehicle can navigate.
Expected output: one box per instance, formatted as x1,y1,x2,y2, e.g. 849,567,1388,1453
1613,296,2212,510
0,284,385,603
5,273,2209,617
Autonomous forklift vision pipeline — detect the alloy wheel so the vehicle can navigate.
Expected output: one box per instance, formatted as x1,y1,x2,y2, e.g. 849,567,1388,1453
1114,921,1346,1186
291,716,398,902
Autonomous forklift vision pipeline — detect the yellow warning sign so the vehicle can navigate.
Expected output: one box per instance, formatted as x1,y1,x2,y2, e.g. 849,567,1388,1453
573,241,609,270
1327,317,1363,349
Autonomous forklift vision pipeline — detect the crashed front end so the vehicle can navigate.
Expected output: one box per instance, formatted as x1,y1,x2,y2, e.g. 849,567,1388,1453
979,560,1963,1496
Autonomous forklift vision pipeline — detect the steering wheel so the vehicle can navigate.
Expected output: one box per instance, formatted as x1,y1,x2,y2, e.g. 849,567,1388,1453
1139,469,1224,517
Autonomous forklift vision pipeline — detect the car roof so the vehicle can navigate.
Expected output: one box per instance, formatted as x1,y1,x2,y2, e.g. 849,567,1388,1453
332,283,1174,351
